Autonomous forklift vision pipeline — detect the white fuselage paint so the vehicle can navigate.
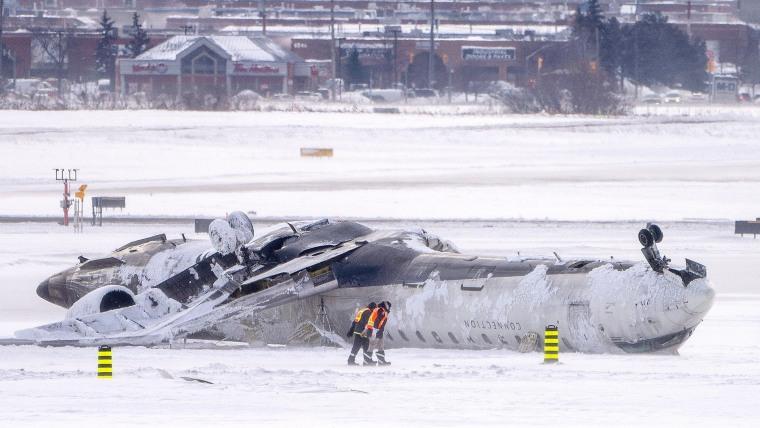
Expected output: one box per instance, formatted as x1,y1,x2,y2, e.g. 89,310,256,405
313,262,714,354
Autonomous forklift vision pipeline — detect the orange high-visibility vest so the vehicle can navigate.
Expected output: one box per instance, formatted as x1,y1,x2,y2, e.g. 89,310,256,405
367,308,388,331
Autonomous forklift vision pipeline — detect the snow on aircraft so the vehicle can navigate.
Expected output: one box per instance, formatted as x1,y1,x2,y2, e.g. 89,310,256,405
19,213,714,354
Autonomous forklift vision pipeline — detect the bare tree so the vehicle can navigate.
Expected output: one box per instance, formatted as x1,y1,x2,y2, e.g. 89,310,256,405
30,27,73,94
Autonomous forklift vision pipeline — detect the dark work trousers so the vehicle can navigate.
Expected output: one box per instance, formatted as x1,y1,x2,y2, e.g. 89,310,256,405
347,334,372,364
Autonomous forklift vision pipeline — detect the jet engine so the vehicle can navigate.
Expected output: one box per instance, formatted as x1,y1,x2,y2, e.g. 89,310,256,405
65,285,136,319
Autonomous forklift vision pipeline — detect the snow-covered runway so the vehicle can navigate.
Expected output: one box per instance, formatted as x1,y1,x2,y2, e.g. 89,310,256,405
1,110,759,426
0,220,758,427
1,310,758,428
2,110,760,221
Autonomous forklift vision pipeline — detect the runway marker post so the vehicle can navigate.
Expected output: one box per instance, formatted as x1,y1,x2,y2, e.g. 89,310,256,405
544,325,559,363
98,345,113,379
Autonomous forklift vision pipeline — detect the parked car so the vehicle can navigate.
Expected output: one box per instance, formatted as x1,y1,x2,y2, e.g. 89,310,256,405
738,93,751,102
4,78,43,95
664,92,682,104
641,94,662,104
413,88,438,98
349,83,369,91
295,91,322,101
689,92,708,102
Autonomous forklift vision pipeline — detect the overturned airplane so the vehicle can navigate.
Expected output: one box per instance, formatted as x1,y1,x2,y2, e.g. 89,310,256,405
20,214,714,354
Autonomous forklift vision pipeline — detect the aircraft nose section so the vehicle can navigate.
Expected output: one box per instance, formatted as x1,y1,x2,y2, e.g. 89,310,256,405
36,278,51,301
36,269,74,306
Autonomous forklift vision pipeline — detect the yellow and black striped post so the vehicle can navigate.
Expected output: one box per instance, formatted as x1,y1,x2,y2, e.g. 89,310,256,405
97,345,113,379
544,325,559,363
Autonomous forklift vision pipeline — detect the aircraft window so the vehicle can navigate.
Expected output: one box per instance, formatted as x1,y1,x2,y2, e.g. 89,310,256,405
569,261,593,269
415,331,426,342
386,332,394,341
300,218,329,231
467,336,476,344
497,334,509,345
298,245,334,257
481,334,492,344
448,332,459,344
431,331,443,343
397,330,409,341
80,257,124,270
114,234,166,252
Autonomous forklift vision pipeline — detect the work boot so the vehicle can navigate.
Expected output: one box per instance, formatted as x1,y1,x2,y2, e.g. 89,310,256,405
363,351,376,366
376,351,391,366
347,353,359,366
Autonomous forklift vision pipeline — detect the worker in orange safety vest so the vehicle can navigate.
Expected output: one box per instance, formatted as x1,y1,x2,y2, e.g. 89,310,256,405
363,301,392,366
347,302,376,366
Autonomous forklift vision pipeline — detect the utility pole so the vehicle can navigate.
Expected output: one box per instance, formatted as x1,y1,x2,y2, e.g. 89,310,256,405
258,0,267,35
687,0,692,40
386,26,401,87
634,0,640,100
0,0,5,88
428,0,435,89
393,29,399,87
330,0,336,100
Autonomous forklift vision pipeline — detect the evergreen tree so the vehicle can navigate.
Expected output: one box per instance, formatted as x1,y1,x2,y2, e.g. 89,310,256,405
585,0,603,29
740,28,760,88
600,17,623,85
620,13,707,92
126,12,150,58
344,47,365,85
95,10,117,86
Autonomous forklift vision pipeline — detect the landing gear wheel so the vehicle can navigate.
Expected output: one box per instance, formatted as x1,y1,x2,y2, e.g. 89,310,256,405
227,211,254,244
209,219,238,255
638,228,655,247
647,224,663,243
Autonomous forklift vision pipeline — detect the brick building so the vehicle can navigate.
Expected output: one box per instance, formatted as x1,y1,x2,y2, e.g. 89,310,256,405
118,35,312,97
291,34,568,90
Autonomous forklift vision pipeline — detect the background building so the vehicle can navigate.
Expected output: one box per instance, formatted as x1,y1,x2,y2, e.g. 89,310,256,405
118,35,307,98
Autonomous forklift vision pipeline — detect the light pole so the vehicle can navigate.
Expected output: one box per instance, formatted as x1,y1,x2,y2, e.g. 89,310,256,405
0,0,5,89
259,0,267,35
55,169,78,227
388,27,401,87
330,0,336,100
428,0,435,89
336,37,345,100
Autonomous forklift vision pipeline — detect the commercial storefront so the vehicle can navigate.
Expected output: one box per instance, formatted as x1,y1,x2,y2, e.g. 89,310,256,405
118,35,307,98
291,35,567,90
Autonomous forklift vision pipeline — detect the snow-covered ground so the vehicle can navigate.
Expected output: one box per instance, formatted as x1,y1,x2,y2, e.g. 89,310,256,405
1,110,759,426
2,110,760,221
0,220,758,427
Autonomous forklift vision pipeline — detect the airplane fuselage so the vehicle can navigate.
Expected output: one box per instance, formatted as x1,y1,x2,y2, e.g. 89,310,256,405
31,221,714,353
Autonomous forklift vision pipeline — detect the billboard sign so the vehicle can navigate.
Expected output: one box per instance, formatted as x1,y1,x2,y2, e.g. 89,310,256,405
462,47,516,61
232,62,285,76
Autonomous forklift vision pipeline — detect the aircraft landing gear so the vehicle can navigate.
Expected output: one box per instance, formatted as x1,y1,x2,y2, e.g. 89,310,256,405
639,223,670,273
638,223,707,286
